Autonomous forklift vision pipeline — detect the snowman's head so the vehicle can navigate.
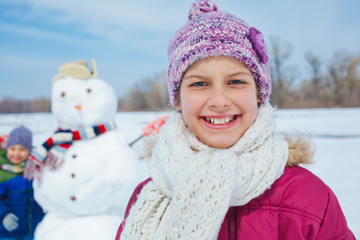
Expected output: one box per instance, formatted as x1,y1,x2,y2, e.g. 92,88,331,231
51,77,117,129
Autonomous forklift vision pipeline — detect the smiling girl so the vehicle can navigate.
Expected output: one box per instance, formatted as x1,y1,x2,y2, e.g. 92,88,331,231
116,1,355,239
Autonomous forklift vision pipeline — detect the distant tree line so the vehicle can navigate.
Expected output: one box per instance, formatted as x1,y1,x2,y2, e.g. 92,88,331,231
1,38,359,113
269,37,360,108
118,71,170,111
0,97,51,113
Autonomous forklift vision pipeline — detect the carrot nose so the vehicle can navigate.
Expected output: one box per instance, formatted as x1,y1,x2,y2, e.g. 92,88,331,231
74,104,82,110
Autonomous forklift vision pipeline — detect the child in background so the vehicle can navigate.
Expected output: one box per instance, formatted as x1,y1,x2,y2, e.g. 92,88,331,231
0,126,44,240
116,0,355,239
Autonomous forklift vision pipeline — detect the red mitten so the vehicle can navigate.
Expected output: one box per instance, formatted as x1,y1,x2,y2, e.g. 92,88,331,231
142,115,169,137
0,134,8,149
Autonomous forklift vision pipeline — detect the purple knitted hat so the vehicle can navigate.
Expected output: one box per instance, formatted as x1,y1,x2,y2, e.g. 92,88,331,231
6,126,33,152
167,0,271,107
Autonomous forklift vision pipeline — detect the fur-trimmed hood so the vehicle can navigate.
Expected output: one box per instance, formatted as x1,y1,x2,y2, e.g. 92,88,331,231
285,135,314,166
140,135,314,166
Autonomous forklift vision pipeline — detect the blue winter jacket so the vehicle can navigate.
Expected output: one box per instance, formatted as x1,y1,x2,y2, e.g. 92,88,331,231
0,175,44,238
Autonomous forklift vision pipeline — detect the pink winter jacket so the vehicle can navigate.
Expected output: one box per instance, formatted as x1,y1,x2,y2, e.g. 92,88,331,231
116,166,355,239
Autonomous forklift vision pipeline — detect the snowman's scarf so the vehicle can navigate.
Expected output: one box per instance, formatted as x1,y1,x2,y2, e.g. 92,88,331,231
24,121,116,180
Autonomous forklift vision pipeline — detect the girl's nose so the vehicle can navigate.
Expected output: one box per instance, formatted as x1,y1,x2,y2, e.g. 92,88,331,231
208,86,230,110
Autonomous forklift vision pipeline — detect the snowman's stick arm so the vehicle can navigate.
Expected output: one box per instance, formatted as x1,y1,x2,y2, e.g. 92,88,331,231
129,135,143,147
128,115,169,147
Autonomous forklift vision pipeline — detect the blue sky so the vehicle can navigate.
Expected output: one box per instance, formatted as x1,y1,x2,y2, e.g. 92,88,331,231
1,0,359,100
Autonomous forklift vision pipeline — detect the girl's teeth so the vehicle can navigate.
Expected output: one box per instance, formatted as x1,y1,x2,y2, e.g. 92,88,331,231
205,116,235,124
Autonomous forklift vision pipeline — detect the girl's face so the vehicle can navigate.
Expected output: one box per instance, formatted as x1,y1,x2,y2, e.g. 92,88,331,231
177,56,259,149
7,144,30,164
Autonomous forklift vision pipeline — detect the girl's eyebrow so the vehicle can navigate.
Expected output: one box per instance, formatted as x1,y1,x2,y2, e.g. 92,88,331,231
183,70,252,81
183,74,209,81
227,71,253,77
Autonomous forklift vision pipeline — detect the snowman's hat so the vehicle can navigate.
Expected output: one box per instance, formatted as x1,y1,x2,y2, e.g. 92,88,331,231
52,59,97,83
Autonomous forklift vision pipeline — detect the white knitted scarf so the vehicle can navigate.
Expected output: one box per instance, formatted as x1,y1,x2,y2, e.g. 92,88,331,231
121,103,288,240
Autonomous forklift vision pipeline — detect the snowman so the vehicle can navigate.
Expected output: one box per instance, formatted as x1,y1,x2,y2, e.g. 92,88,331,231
27,60,147,240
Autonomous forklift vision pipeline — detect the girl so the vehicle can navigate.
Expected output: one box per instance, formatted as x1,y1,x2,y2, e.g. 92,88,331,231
116,1,355,239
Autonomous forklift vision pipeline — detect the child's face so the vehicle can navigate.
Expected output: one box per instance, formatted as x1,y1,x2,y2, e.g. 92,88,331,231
7,144,30,164
177,56,259,149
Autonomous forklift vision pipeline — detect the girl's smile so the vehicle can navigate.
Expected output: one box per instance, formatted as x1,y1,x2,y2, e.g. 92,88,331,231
177,56,259,149
200,114,240,129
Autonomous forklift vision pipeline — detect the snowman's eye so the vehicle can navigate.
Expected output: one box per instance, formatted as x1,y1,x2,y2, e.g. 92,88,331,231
86,88,92,93
61,92,66,98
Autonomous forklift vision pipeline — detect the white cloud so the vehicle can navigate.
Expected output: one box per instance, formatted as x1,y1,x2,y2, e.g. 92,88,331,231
0,21,83,44
2,0,192,40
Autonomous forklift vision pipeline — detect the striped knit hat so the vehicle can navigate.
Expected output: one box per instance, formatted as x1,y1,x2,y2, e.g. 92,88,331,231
167,0,271,107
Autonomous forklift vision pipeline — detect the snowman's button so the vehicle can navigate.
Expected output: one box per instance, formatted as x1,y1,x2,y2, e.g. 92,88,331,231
72,154,77,159
71,173,75,178
70,196,76,201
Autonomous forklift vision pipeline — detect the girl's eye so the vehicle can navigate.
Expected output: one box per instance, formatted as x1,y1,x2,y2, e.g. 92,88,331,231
191,81,206,87
229,80,244,85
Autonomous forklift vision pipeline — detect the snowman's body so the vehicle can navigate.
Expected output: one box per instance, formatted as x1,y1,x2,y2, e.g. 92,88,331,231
33,74,146,240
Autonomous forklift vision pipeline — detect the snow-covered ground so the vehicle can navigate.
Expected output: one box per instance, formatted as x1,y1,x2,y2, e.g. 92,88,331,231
1,108,359,238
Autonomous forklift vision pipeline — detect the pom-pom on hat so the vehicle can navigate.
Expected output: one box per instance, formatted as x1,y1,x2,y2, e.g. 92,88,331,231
167,0,271,107
6,126,33,152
